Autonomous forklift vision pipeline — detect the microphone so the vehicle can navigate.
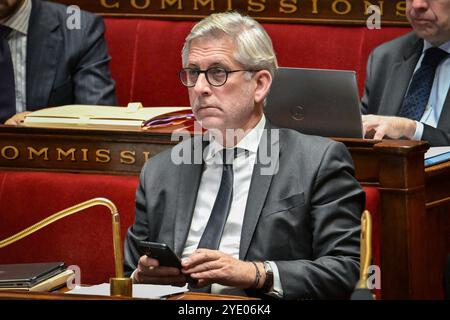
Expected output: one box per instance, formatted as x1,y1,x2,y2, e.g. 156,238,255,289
350,210,375,300
0,198,132,297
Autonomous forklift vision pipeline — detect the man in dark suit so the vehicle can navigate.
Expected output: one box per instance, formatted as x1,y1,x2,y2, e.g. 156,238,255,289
0,0,116,124
124,11,365,299
361,0,450,146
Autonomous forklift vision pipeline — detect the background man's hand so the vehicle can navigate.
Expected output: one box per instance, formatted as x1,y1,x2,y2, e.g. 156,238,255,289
362,114,417,140
181,249,263,289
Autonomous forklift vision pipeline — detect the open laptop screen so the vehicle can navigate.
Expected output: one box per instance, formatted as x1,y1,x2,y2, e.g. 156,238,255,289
264,67,363,138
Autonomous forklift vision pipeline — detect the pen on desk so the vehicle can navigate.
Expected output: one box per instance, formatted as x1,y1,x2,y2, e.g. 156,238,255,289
141,113,194,128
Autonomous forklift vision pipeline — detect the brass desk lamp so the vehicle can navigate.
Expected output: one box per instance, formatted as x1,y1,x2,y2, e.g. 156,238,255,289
351,210,374,300
0,198,132,297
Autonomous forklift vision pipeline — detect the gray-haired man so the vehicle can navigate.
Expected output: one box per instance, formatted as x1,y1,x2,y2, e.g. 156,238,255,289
124,11,364,299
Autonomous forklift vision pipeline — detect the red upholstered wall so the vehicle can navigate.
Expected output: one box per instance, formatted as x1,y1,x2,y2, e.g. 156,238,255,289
0,171,138,284
104,18,411,107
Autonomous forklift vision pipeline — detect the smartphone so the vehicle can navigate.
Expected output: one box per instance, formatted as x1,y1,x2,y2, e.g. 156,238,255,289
138,241,182,269
138,241,198,286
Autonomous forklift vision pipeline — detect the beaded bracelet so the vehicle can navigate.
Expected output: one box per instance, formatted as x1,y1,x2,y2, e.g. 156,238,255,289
250,261,261,289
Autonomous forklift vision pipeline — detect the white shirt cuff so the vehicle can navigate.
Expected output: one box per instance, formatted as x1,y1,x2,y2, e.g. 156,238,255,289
130,269,138,283
412,121,424,141
266,261,284,299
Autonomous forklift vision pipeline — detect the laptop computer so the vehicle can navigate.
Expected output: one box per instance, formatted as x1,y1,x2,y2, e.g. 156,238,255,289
0,262,66,289
264,67,363,138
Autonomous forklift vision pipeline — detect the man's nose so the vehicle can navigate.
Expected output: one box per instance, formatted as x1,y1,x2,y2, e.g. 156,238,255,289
410,0,429,10
193,73,212,95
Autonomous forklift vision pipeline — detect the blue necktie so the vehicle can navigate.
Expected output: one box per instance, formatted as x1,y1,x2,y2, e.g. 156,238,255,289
0,25,16,124
399,47,449,121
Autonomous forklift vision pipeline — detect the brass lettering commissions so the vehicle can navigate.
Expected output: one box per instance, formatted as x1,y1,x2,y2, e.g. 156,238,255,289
100,0,120,8
1,146,19,160
28,147,49,161
193,0,215,10
88,0,409,25
0,145,152,166
131,0,151,9
248,0,265,13
162,0,183,9
396,1,406,17
279,0,298,14
57,148,77,161
331,0,351,15
120,151,136,164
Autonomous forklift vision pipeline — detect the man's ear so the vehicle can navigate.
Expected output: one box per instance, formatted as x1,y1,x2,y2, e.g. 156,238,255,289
254,70,272,104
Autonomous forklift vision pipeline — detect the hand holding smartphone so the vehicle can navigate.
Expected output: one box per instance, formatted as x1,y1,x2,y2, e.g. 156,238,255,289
138,241,182,269
138,241,198,286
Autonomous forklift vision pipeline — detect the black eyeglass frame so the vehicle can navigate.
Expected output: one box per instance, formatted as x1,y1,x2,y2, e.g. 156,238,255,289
178,67,259,87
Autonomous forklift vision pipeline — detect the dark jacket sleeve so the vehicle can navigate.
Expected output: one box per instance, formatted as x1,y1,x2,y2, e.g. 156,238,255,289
276,142,365,299
422,124,450,146
71,13,117,105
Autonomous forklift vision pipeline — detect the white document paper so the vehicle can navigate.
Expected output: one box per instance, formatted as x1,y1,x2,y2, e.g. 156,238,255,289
425,146,450,159
66,283,188,299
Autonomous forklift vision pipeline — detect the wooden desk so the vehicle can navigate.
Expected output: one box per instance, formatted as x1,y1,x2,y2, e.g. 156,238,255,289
342,138,449,299
1,125,449,299
0,289,254,300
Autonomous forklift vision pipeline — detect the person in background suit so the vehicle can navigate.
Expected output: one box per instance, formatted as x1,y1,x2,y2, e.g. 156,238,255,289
361,0,450,146
124,11,365,299
0,0,116,125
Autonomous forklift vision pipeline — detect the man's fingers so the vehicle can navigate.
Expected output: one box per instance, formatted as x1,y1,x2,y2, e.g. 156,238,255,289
182,249,219,268
373,128,386,140
137,274,187,285
139,255,159,268
139,265,182,277
183,260,221,275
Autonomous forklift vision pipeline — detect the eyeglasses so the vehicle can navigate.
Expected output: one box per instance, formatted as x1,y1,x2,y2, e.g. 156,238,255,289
179,67,258,87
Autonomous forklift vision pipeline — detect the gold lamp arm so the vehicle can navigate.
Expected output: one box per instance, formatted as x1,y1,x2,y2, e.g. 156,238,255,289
0,197,132,297
357,210,372,289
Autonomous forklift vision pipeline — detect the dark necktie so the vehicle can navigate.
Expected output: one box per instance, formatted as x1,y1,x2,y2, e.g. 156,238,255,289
0,25,16,124
399,47,449,121
197,149,235,250
190,149,234,293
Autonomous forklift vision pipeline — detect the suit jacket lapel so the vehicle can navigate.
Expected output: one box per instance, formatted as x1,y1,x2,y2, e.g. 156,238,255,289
173,136,205,256
437,90,450,132
239,122,279,260
26,0,62,109
378,37,423,116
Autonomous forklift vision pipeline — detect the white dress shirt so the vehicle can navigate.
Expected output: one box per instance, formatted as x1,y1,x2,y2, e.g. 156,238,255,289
182,115,283,298
0,0,31,113
411,40,450,140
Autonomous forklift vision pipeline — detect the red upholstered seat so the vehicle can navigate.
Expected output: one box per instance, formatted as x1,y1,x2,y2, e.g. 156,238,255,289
104,18,410,106
0,171,138,284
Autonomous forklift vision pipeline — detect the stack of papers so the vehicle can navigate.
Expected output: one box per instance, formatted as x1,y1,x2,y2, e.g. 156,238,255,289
66,283,188,299
23,104,191,128
424,146,450,167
